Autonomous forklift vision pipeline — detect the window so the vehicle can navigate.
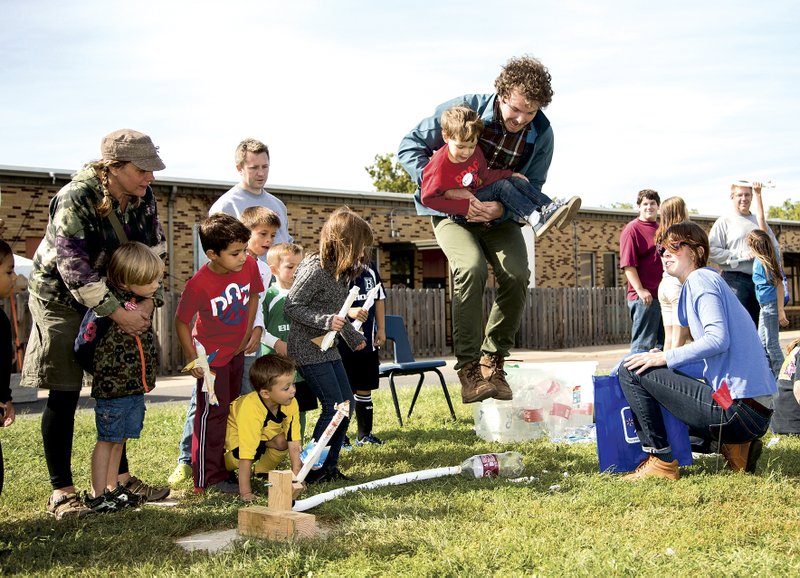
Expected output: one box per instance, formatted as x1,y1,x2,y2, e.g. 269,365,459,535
577,252,595,287
603,253,619,288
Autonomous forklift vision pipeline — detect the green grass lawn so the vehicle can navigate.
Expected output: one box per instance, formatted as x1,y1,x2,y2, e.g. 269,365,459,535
2,385,800,576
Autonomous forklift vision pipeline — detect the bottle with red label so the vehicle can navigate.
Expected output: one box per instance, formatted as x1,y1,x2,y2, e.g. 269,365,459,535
459,451,524,478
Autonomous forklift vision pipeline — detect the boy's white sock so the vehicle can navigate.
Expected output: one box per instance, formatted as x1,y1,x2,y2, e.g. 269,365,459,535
526,211,541,228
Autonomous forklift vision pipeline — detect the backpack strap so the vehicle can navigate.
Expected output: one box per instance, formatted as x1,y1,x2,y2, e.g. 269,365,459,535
107,211,129,244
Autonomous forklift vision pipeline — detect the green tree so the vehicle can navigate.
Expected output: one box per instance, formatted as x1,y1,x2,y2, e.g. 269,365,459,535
365,153,416,194
768,199,800,221
608,202,634,210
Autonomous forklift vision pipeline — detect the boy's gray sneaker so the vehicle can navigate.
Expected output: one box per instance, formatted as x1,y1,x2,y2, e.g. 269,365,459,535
214,479,240,494
532,196,582,238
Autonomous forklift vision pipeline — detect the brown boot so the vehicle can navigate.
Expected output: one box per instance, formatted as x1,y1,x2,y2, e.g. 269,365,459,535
480,353,513,401
458,360,497,404
721,441,751,472
621,455,680,481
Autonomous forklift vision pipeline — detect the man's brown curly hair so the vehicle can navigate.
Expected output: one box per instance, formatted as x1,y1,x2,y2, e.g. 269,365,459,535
494,56,554,108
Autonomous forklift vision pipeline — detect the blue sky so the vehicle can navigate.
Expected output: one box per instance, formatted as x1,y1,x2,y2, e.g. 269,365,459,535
1,0,798,216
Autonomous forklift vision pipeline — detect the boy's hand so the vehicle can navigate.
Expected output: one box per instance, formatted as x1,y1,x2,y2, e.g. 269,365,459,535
374,328,386,348
244,327,263,354
234,329,253,355
275,340,288,356
511,172,529,181
467,199,503,222
347,307,369,323
443,188,476,201
353,340,366,352
780,311,790,327
239,492,256,502
189,362,205,380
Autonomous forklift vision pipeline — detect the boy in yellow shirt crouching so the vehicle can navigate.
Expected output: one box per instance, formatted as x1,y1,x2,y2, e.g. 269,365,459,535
224,354,301,501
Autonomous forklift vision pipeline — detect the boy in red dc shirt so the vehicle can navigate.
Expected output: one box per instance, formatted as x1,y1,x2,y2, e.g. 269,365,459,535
421,104,578,238
176,213,264,493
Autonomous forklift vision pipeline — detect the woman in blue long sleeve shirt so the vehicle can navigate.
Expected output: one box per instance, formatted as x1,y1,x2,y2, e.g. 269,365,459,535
618,221,776,480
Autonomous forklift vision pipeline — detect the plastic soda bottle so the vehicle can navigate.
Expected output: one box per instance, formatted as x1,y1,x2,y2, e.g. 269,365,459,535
459,452,524,478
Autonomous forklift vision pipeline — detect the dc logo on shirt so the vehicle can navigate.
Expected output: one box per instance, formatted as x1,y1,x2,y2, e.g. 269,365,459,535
210,282,251,325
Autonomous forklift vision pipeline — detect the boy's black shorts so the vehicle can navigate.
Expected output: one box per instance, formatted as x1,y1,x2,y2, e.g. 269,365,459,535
340,347,380,392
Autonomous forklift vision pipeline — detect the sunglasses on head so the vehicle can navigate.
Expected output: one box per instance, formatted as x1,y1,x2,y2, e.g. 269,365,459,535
657,242,687,257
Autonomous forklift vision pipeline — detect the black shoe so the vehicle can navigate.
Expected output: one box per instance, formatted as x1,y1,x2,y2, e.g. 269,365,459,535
83,491,120,513
746,437,763,474
325,467,353,482
107,484,145,508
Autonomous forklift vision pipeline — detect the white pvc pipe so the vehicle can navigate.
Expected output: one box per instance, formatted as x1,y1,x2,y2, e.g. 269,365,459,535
293,466,461,512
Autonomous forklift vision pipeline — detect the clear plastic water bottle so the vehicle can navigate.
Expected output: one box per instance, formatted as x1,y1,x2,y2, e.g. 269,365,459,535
459,452,524,478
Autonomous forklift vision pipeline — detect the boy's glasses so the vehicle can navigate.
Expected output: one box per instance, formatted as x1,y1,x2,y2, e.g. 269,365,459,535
657,242,687,257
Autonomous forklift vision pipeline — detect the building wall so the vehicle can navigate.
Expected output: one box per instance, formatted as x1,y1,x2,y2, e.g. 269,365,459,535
4,167,800,297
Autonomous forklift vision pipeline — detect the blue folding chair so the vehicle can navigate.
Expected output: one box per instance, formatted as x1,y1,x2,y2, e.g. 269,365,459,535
379,315,456,426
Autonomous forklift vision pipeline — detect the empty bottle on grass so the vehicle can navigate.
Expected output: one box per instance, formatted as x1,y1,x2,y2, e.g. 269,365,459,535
459,452,524,478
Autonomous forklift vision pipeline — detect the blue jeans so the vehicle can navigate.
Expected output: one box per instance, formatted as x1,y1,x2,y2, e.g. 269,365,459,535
475,177,550,221
299,360,354,472
618,365,772,455
758,300,784,378
241,354,257,395
721,271,760,326
177,387,195,466
627,298,664,353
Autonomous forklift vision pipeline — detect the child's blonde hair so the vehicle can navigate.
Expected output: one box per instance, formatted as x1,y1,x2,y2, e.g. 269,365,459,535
250,354,295,393
266,242,304,267
318,207,373,281
747,229,782,287
241,206,281,231
440,104,484,143
107,242,163,289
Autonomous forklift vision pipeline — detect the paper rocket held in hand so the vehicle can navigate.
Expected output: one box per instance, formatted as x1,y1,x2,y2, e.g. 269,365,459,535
182,340,219,406
351,283,382,333
312,286,360,351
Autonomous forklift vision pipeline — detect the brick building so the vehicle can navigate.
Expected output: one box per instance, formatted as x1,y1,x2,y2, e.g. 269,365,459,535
3,165,800,305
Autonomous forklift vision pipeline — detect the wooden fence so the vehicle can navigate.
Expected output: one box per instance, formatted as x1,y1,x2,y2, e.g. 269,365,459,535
4,286,632,376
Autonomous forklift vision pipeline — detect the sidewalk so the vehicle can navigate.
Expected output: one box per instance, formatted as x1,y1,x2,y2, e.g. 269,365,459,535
12,330,800,415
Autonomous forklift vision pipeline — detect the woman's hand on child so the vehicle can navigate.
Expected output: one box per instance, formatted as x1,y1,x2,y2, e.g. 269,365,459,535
110,305,151,337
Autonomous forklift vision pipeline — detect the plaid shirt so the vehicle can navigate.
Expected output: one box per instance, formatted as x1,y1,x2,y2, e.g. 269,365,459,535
28,167,166,316
478,98,530,171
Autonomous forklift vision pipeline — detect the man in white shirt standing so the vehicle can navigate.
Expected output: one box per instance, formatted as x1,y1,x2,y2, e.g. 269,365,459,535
209,138,292,245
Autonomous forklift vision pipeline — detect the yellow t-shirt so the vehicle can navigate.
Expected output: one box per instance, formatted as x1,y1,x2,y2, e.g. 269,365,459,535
225,391,300,460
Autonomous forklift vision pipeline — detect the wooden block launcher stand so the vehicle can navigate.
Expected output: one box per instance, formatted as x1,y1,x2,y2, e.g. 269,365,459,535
238,471,313,541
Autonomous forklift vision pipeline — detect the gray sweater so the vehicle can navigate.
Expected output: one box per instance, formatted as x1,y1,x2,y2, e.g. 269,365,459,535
285,254,365,366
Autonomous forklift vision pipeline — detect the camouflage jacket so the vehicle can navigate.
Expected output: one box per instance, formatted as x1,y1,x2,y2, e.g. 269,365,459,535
28,167,166,316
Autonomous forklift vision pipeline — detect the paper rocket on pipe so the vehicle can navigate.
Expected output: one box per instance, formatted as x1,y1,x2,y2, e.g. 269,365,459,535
295,400,350,484
181,340,219,406
311,286,360,351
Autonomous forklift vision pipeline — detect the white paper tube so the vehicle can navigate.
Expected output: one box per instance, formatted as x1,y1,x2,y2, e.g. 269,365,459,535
295,400,351,483
293,466,461,512
319,287,360,351
352,283,382,332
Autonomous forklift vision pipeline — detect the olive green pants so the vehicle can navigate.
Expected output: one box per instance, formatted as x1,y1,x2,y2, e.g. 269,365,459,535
432,217,530,369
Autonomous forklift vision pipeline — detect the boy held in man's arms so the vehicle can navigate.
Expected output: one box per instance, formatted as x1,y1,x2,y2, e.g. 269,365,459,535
75,242,164,511
262,242,318,440
175,213,264,493
420,104,579,238
240,206,280,394
224,354,302,501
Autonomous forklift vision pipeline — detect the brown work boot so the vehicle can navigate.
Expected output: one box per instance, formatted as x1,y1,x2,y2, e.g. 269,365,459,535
721,441,751,472
480,353,513,401
458,360,497,404
621,455,680,481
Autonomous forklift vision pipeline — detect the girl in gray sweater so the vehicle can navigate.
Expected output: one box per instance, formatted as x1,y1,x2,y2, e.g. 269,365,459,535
284,208,372,483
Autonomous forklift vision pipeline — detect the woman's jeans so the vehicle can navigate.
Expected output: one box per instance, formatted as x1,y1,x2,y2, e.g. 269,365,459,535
618,364,772,456
299,360,354,471
758,300,785,378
